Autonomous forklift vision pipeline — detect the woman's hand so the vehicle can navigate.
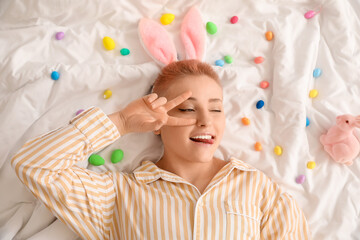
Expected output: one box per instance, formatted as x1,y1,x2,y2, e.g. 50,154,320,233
108,90,196,135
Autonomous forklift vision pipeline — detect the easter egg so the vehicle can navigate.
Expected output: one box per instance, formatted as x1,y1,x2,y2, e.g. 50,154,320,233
255,142,262,151
296,174,306,184
242,117,250,125
309,89,318,98
215,59,225,67
230,16,238,24
55,32,64,40
160,13,175,25
51,71,60,80
254,56,264,64
103,36,115,50
120,48,130,56
265,31,273,41
111,149,124,164
304,10,316,19
260,81,269,89
103,89,112,99
76,109,84,115
224,55,233,64
256,100,264,109
274,145,283,155
306,117,310,127
206,22,217,35
313,68,322,78
307,161,316,169
88,154,105,166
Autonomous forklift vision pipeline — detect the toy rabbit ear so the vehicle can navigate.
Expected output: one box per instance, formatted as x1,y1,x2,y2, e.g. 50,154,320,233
181,6,206,61
138,18,177,66
355,115,360,128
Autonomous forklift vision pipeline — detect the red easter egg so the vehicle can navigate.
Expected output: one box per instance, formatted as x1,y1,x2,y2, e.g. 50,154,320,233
230,16,238,24
254,56,264,64
260,81,269,89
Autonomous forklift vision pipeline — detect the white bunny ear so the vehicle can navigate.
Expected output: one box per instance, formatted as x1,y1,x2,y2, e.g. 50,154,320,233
181,6,206,61
138,18,177,66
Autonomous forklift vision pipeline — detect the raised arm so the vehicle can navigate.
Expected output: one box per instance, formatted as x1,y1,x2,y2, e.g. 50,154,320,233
11,107,121,240
11,91,196,239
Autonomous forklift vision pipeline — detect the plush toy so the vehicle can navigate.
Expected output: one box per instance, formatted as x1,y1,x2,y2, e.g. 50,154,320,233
320,114,360,166
138,6,206,66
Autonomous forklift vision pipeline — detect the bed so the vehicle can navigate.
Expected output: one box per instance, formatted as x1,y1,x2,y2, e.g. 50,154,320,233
1,0,360,239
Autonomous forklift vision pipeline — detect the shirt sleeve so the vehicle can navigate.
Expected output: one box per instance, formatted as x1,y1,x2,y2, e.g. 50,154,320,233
11,106,121,240
260,191,312,239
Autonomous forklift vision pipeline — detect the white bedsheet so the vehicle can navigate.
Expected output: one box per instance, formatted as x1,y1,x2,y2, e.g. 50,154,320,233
1,0,360,239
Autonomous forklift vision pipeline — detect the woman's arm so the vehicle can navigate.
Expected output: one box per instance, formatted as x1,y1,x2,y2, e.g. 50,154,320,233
11,91,195,239
11,107,121,240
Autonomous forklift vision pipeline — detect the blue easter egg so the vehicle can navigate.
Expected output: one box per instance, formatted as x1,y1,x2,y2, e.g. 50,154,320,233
306,117,310,127
51,71,60,80
313,68,322,78
256,100,264,109
215,59,225,67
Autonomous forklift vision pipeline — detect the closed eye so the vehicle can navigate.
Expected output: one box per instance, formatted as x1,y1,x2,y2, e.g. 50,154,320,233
178,109,222,112
179,109,195,112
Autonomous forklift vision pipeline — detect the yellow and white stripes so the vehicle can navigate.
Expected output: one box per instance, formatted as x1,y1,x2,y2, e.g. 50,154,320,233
11,107,120,239
11,106,311,239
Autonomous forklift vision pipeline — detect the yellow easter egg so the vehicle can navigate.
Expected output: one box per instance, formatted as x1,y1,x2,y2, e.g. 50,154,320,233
274,145,282,155
160,13,175,25
307,161,316,169
103,89,112,99
103,36,115,50
309,89,318,98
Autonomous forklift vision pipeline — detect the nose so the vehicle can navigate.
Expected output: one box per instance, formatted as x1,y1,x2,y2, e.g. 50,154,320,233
196,110,212,127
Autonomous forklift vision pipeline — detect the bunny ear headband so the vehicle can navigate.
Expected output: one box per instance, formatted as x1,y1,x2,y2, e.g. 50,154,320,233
138,6,206,66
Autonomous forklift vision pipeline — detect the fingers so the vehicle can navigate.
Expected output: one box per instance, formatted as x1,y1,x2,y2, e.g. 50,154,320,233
144,93,158,104
150,97,167,109
164,90,192,111
142,119,165,132
166,116,197,126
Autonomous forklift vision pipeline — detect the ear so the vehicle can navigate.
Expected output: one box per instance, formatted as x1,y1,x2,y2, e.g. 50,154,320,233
355,115,360,128
181,6,206,61
138,18,177,66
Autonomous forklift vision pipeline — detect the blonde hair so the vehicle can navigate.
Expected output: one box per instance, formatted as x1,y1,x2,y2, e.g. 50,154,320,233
151,59,221,96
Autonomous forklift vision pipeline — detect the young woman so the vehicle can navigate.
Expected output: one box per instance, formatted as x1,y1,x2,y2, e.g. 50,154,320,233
11,60,311,239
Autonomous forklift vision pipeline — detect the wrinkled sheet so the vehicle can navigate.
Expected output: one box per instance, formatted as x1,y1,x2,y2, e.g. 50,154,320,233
1,0,360,239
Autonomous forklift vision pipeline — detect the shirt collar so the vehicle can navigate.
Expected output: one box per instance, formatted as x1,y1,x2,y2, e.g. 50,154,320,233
133,156,257,184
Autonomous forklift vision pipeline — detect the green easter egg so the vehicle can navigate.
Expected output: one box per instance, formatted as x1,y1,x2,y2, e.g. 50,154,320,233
224,55,233,64
120,48,130,56
88,154,105,166
111,149,124,164
206,22,217,35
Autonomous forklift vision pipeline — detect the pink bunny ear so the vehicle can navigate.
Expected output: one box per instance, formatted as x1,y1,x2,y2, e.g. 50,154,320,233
138,18,177,66
181,6,206,61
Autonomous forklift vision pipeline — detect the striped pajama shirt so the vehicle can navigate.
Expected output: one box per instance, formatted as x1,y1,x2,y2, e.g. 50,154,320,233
11,106,311,239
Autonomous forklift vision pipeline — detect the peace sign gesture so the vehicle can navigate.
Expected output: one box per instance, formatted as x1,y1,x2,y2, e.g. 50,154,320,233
110,90,196,135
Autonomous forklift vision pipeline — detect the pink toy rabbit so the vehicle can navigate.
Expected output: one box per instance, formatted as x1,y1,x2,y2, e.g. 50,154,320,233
320,114,360,166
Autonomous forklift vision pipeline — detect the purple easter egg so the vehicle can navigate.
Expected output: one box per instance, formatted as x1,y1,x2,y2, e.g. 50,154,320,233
296,174,306,184
55,32,65,40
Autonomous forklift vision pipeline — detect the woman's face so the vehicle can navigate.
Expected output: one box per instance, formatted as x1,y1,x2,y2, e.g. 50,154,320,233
159,74,226,163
